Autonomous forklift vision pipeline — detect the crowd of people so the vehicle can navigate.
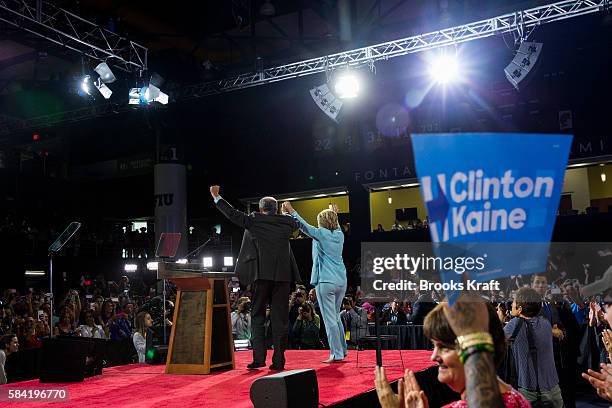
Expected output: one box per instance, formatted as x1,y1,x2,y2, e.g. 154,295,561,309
0,274,176,383
2,188,612,407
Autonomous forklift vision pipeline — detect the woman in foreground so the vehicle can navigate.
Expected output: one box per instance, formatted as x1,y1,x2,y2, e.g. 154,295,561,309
375,302,531,408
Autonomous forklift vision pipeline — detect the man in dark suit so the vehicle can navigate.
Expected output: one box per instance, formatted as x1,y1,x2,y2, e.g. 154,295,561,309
406,292,436,325
382,299,408,326
210,186,300,370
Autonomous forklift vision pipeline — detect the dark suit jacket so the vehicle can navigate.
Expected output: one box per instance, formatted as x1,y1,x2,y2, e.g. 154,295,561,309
215,198,301,287
407,294,436,325
382,309,408,326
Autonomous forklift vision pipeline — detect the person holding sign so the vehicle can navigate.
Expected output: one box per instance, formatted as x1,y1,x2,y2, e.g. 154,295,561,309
282,201,348,363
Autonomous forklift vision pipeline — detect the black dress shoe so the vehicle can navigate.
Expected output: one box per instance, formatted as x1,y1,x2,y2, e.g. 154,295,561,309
247,362,266,369
268,364,284,371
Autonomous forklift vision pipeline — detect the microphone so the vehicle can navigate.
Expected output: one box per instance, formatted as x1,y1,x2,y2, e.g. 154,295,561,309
183,235,219,260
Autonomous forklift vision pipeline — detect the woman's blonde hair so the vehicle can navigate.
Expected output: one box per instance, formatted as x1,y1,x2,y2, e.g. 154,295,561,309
317,209,339,231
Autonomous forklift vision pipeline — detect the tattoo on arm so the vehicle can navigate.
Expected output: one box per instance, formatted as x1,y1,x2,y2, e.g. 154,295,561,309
464,351,504,408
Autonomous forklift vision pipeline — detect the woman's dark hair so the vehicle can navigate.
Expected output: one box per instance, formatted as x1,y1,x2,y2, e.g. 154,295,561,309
0,334,17,350
514,287,542,317
134,311,150,336
101,300,116,317
424,303,506,368
81,309,95,324
300,303,313,314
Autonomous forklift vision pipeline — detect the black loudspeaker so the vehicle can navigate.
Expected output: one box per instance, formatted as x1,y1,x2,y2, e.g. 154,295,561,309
39,337,95,382
504,41,543,90
250,369,318,408
145,327,169,364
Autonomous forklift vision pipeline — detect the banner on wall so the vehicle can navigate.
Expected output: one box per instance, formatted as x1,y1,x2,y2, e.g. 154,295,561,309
154,163,187,258
411,133,573,302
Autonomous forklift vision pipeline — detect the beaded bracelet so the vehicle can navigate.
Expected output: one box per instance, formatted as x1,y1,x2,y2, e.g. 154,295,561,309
456,332,493,350
458,343,495,365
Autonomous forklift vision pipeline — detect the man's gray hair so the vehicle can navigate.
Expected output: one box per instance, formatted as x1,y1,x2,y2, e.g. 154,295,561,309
259,196,278,214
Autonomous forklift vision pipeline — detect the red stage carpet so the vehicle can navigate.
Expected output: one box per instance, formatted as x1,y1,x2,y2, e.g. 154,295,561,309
0,350,435,407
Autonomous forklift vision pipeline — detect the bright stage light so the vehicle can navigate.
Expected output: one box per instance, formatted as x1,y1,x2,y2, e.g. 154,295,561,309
176,258,188,264
128,84,168,105
25,270,46,276
80,75,93,95
146,262,158,271
124,263,138,272
94,62,116,84
203,257,213,268
223,257,233,267
428,55,460,84
334,74,360,99
94,78,113,99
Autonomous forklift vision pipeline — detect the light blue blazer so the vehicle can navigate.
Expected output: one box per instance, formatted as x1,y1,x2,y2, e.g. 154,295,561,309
291,211,346,287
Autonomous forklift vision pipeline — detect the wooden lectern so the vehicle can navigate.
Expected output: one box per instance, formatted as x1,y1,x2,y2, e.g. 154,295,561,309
158,263,235,374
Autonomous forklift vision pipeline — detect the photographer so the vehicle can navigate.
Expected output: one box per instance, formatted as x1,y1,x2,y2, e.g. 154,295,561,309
231,297,252,341
292,303,321,350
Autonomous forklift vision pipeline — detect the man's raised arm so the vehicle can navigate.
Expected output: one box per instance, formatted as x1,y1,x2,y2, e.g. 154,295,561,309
210,185,252,229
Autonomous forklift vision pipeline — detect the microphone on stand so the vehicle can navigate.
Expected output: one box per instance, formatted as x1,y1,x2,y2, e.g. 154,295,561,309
183,235,220,267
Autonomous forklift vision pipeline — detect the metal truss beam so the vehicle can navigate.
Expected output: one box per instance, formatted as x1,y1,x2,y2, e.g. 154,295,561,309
177,0,605,99
0,0,147,72
1,0,606,135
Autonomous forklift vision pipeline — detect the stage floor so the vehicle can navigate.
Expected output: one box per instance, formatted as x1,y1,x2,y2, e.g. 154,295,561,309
1,350,435,407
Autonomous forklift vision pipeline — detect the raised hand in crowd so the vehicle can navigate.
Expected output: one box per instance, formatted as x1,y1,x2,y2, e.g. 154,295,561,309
209,185,220,199
330,203,339,213
582,363,612,402
374,366,404,408
442,294,504,408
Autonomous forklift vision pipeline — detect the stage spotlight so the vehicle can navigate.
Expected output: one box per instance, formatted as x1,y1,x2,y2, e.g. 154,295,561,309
310,83,343,123
203,257,213,268
128,87,145,105
504,42,543,91
129,73,169,105
601,164,607,182
429,55,460,84
334,73,360,99
80,75,93,96
94,62,116,84
94,77,112,99
176,258,188,264
146,262,158,271
124,263,138,272
223,257,233,267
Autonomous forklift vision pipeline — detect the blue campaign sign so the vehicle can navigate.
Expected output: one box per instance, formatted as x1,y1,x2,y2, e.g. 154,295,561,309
411,133,572,299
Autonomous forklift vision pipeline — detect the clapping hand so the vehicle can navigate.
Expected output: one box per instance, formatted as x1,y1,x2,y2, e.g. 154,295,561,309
374,366,404,408
582,363,612,402
210,185,220,199
330,203,339,213
403,370,429,408
602,330,612,359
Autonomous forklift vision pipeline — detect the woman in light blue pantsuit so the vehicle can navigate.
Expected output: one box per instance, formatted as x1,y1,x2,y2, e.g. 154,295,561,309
282,202,347,363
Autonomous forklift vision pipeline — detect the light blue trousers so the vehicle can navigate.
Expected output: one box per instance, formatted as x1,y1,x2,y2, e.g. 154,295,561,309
316,282,347,360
